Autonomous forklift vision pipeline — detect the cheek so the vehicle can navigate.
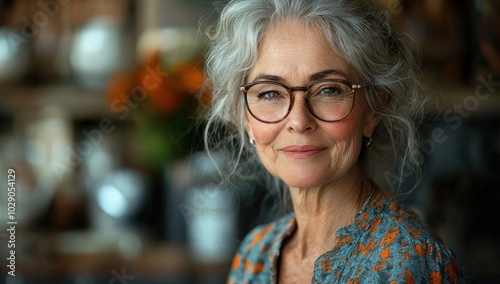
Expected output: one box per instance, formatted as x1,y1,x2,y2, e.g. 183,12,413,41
248,119,282,175
327,121,359,141
334,98,371,138
326,110,365,143
249,120,282,145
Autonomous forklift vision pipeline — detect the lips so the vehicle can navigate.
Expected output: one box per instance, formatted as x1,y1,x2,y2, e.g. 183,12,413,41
280,145,326,158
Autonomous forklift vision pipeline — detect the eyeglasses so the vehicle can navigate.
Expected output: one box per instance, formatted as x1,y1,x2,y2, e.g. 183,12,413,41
240,79,369,123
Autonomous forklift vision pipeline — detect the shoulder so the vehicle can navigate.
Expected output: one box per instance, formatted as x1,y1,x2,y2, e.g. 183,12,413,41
354,194,471,283
227,213,294,283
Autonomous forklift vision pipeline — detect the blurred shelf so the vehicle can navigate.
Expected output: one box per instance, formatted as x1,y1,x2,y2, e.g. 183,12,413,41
432,84,500,115
14,244,191,278
0,84,117,120
0,231,231,282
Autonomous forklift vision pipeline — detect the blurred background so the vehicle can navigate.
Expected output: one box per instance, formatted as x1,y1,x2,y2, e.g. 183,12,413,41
0,0,498,283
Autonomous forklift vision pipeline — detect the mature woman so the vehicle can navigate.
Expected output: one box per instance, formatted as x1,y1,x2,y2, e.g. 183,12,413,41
202,0,470,283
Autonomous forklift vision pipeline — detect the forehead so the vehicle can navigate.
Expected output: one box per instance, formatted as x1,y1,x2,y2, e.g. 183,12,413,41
248,21,359,83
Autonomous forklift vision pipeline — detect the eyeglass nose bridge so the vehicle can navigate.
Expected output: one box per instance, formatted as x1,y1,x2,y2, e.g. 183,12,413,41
284,86,314,119
288,86,308,93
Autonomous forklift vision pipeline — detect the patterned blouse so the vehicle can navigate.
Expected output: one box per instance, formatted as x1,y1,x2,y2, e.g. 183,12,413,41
227,192,470,283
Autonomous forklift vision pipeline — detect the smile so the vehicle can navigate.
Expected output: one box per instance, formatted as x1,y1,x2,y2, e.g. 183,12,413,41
280,145,326,158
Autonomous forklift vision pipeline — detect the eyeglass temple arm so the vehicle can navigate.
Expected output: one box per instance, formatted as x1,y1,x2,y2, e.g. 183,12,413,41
352,83,370,89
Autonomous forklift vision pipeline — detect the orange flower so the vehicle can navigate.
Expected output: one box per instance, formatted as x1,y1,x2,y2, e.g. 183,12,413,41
106,71,136,108
107,49,208,115
172,59,206,94
149,87,182,114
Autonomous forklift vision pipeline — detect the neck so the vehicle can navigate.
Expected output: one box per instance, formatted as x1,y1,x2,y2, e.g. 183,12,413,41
286,165,374,260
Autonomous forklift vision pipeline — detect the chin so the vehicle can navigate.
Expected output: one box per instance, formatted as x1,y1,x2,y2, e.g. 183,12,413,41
279,171,331,189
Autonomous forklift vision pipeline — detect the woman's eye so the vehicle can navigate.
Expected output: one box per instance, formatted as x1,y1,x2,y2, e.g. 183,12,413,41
319,87,341,96
257,91,283,100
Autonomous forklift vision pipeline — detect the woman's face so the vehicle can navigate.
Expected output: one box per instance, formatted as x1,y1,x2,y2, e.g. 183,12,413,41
245,22,380,189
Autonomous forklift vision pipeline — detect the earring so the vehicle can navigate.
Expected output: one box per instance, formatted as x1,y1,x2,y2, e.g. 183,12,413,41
250,138,256,146
365,136,373,147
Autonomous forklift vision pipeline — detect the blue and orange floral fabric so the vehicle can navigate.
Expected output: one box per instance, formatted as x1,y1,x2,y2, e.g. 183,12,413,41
227,192,470,283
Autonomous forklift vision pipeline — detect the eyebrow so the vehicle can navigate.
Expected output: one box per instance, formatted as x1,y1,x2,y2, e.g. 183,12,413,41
309,69,348,81
251,69,348,83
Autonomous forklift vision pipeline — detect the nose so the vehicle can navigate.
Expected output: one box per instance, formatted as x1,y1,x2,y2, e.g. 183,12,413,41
286,93,317,133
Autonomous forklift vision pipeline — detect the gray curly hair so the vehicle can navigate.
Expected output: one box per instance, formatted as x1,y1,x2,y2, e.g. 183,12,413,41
201,0,430,201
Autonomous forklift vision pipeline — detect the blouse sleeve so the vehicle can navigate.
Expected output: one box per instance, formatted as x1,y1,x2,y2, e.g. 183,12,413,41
353,236,471,283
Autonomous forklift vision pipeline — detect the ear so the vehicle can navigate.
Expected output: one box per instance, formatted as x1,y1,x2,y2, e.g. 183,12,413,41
363,91,387,137
363,110,381,137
